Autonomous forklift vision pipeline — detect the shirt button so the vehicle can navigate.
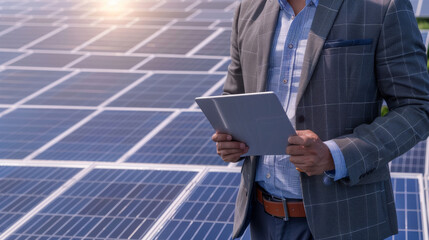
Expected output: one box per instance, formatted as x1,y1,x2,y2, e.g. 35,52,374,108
283,79,287,84
266,173,271,179
291,15,295,20
288,43,293,49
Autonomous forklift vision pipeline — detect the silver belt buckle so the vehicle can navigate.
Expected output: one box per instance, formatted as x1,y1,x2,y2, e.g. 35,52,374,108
282,199,289,221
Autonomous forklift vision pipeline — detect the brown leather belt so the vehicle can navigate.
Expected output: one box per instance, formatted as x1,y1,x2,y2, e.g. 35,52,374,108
256,185,306,220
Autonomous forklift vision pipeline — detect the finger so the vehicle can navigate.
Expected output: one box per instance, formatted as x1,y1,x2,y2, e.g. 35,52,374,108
289,155,308,165
219,148,247,157
223,152,246,162
217,141,246,150
286,145,306,156
288,135,305,145
212,133,232,142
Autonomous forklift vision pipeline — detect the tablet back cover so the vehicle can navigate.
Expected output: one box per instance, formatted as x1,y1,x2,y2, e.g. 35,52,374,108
195,92,295,156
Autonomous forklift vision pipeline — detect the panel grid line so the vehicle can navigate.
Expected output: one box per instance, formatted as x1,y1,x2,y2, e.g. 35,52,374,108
142,168,208,240
0,164,95,240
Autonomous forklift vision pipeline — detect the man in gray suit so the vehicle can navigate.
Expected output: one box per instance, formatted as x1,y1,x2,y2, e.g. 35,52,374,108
212,0,429,239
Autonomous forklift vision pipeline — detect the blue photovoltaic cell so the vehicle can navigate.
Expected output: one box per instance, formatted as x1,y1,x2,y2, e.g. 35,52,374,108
420,0,429,17
196,30,231,56
194,1,235,10
386,177,425,240
210,86,224,96
0,69,71,104
138,57,220,71
216,59,231,72
127,112,226,165
390,140,426,174
35,111,171,162
0,166,81,234
0,108,92,159
81,28,158,53
421,31,429,49
9,53,83,68
134,29,214,54
109,74,223,108
26,72,144,106
8,169,196,240
0,25,12,32
70,55,146,70
410,0,419,14
216,21,233,28
0,52,23,65
126,10,194,19
192,11,234,20
0,26,57,49
155,172,250,240
29,26,107,51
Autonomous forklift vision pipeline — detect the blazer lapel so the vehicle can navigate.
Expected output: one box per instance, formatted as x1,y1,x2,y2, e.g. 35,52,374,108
295,0,344,107
256,0,280,92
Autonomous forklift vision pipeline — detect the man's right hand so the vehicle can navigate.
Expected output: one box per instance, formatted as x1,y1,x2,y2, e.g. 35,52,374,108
212,132,249,162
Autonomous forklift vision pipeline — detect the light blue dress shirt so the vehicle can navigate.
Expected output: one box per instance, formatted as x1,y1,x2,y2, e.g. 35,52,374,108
255,0,347,199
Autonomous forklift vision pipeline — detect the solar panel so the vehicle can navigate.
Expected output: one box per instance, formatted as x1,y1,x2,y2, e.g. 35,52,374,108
35,111,171,162
70,55,146,70
390,140,427,174
0,52,23,65
26,72,144,106
216,59,231,72
196,30,232,56
9,53,83,68
420,1,429,17
0,16,25,24
157,2,195,10
154,172,250,240
7,169,197,240
0,26,57,48
386,176,427,240
0,9,24,15
58,18,99,25
125,10,195,19
194,1,236,10
22,9,56,16
131,19,171,27
133,29,215,54
0,166,81,234
22,17,60,24
29,27,108,51
0,69,70,104
192,11,234,20
0,108,92,159
173,20,214,27
81,27,158,53
126,112,226,165
0,24,12,32
138,57,221,71
216,21,234,28
108,74,223,108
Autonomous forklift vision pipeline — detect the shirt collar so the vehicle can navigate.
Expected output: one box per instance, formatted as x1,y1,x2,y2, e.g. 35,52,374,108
278,0,319,9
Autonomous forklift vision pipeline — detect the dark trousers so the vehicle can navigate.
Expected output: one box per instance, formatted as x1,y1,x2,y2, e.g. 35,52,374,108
250,199,313,240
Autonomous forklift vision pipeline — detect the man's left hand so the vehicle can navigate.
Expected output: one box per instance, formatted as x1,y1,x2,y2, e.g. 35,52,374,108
286,130,335,176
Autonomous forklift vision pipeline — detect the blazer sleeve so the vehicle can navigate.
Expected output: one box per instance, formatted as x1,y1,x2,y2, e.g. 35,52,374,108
333,0,429,186
223,2,245,95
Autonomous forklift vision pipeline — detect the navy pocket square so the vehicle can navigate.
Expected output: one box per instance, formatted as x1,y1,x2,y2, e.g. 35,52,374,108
323,39,373,49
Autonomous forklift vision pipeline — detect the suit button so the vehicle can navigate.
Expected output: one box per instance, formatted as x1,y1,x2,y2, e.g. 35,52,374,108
298,115,305,123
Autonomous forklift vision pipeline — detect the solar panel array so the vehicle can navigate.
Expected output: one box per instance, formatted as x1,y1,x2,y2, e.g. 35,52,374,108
411,0,429,16
0,0,428,239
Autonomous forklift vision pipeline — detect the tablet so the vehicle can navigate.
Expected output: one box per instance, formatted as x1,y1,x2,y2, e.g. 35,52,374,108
195,92,296,156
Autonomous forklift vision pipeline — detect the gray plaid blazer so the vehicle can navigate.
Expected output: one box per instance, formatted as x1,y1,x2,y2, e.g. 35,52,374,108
225,0,429,239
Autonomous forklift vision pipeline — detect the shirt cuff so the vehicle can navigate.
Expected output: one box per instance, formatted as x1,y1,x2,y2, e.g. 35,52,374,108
324,140,348,181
